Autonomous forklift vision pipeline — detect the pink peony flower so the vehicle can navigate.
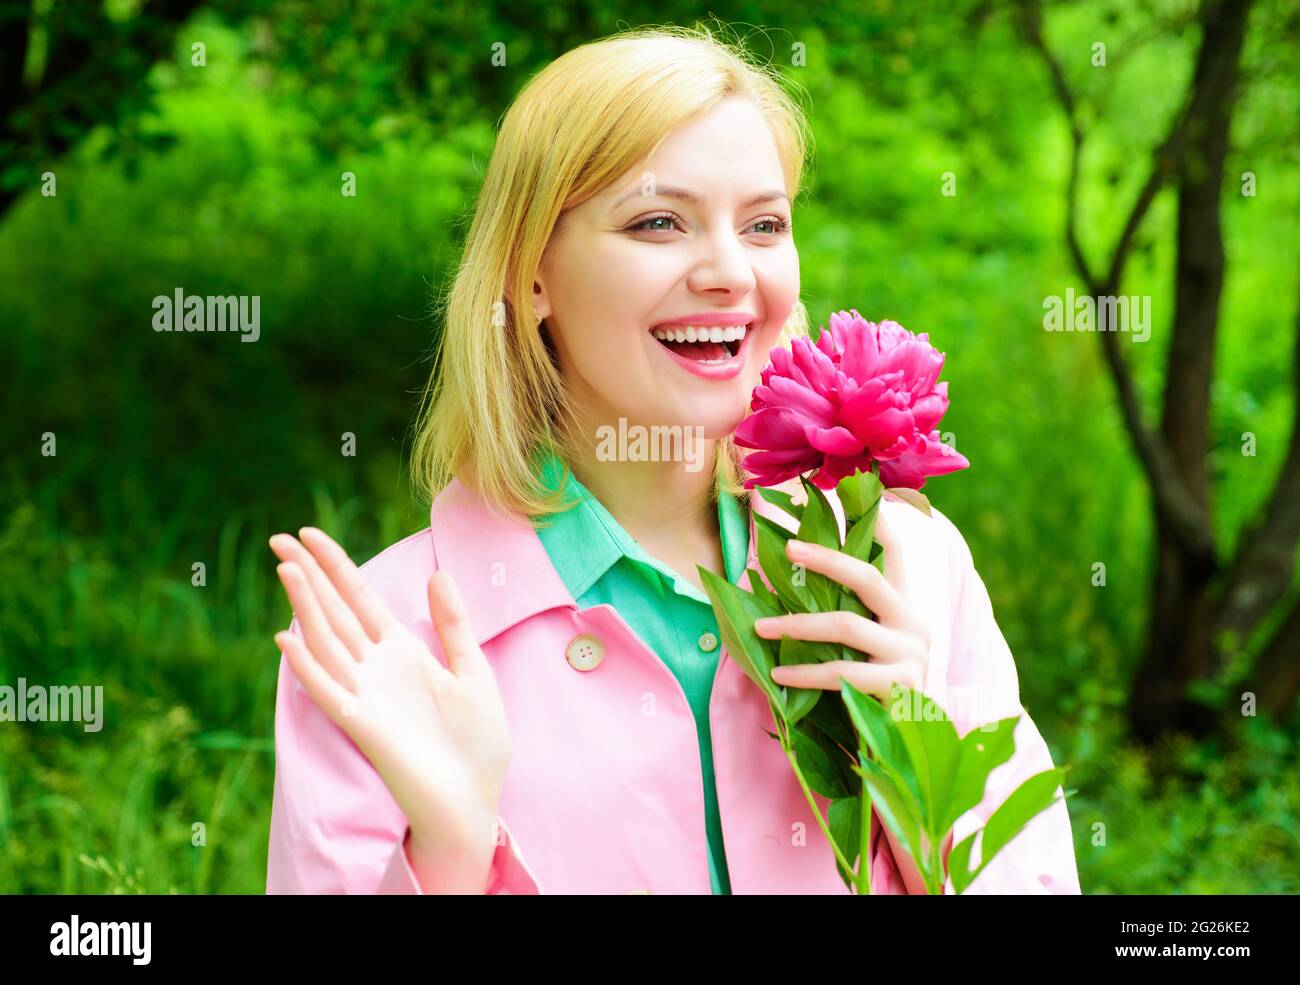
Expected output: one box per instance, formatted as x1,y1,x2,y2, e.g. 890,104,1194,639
734,310,971,490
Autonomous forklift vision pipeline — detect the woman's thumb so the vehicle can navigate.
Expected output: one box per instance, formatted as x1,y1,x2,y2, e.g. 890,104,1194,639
425,571,485,678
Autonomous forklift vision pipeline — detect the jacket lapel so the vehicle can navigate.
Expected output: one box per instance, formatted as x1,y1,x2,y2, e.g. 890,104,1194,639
428,476,576,646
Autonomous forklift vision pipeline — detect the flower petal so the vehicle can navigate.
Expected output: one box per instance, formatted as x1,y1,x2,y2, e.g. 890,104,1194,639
734,406,812,450
803,424,865,457
877,431,970,488
760,375,837,423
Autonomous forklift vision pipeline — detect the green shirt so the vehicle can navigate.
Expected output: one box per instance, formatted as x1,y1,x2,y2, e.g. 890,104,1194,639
529,446,750,894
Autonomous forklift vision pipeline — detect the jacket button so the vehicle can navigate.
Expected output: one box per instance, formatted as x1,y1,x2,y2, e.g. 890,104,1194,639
565,634,605,671
697,631,718,653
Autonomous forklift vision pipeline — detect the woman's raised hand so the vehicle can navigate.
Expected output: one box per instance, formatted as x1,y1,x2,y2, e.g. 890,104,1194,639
270,527,512,892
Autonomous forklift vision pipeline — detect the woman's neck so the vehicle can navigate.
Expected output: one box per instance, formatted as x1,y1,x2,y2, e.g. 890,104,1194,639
565,435,720,547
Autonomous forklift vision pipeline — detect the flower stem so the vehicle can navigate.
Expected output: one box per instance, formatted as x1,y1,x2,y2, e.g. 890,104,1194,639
931,828,945,895
772,708,855,882
856,751,873,895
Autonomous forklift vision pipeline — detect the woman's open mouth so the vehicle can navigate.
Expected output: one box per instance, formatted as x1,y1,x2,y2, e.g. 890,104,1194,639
648,321,753,380
650,322,751,367
650,323,747,362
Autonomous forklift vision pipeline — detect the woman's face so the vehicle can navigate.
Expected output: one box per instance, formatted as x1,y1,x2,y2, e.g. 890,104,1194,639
533,95,800,448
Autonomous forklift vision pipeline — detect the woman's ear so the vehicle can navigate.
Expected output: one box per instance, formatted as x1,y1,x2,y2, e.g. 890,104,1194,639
501,282,545,326
531,279,551,324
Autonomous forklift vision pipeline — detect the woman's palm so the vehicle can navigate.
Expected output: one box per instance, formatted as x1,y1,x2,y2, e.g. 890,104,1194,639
270,527,511,856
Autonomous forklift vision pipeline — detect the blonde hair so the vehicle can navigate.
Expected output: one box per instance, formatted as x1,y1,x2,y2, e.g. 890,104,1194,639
409,22,814,523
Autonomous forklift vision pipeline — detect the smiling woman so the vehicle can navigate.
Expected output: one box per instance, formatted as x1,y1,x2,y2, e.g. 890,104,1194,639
409,29,812,516
530,93,800,440
264,22,1081,897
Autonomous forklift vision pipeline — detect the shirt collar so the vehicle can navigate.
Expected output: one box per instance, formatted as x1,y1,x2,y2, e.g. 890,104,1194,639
530,444,751,603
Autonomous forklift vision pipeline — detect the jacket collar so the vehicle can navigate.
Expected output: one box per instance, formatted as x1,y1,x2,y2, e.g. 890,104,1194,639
428,475,576,647
428,468,813,648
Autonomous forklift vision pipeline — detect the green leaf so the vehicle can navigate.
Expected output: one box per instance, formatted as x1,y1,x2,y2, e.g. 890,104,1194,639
753,514,815,613
745,566,784,616
805,692,859,758
948,830,980,895
893,696,962,834
940,716,1019,833
828,796,863,880
756,485,805,524
854,757,927,884
797,476,842,551
841,680,904,772
799,717,859,795
791,725,851,800
839,584,871,620
838,590,874,664
979,767,1070,867
698,567,784,715
778,635,823,727
753,510,796,546
842,508,881,565
843,681,926,816
951,767,1071,894
836,470,883,524
793,480,843,612
837,582,874,664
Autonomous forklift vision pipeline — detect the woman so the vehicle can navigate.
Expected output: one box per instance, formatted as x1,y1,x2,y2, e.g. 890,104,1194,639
264,25,1082,895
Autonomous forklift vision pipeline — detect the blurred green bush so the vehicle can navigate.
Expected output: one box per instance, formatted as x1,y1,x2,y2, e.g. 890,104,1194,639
2,7,1296,893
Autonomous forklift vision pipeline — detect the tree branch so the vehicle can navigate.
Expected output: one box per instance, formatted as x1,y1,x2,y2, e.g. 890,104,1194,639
1013,0,1217,566
1013,0,1097,287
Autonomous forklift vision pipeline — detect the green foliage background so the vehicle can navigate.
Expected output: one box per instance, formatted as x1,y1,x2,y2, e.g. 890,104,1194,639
2,2,1297,893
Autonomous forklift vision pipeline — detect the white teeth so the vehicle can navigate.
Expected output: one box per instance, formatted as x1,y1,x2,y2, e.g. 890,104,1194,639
651,324,749,343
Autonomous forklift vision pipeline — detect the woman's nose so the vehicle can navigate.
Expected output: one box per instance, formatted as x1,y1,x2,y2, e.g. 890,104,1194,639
689,230,756,296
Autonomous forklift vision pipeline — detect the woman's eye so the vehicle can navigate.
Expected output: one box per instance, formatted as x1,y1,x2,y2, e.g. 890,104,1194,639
628,213,680,233
751,216,792,236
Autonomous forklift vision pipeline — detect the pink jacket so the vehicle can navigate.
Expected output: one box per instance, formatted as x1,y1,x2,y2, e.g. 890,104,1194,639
266,475,1082,894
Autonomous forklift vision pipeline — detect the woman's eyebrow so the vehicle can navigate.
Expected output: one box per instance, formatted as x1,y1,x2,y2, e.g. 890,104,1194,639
613,185,789,210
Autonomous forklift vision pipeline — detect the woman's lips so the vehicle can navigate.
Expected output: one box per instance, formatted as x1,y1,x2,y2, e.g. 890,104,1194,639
649,321,754,380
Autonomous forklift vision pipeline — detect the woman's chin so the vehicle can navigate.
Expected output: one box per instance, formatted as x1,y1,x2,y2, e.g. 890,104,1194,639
658,399,750,442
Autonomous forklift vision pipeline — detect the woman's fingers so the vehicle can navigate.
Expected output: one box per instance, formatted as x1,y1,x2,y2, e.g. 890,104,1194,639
785,538,929,645
298,526,397,642
755,608,921,666
270,532,371,657
770,658,924,700
274,564,360,691
426,571,489,681
275,627,356,724
758,519,933,697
